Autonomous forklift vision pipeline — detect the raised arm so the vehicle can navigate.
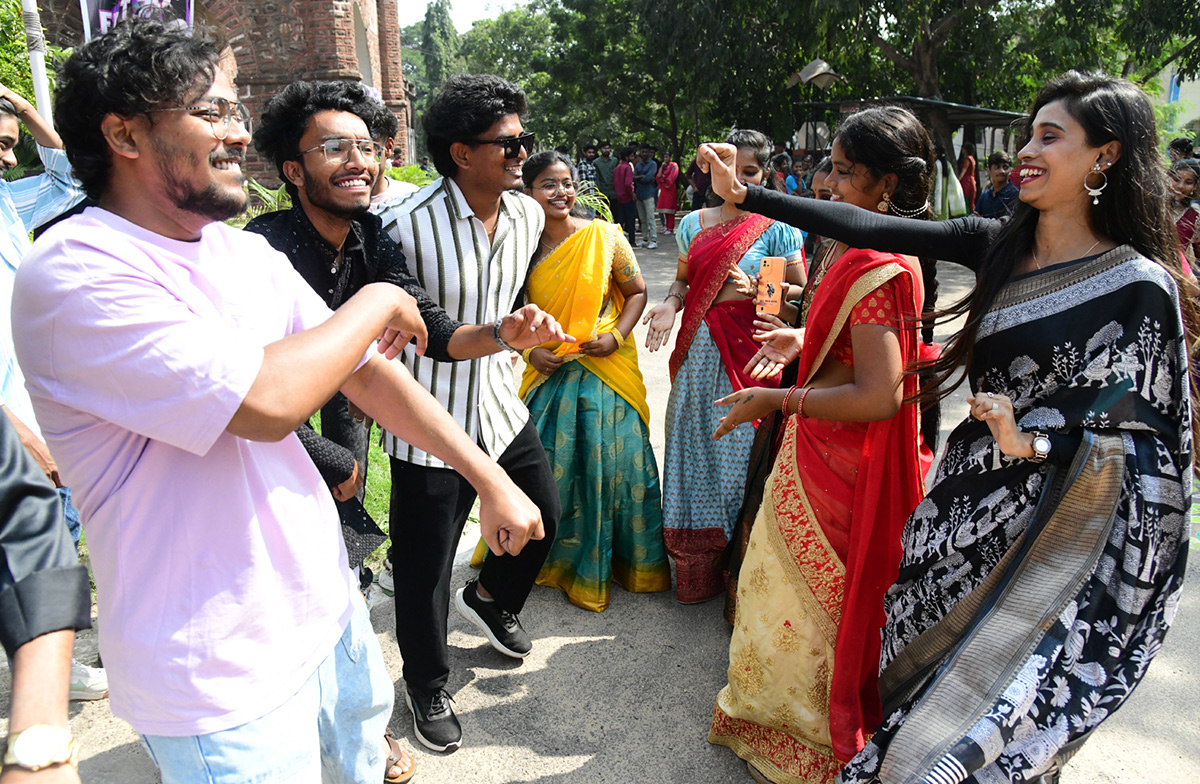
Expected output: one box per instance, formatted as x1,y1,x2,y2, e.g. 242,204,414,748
697,143,1001,271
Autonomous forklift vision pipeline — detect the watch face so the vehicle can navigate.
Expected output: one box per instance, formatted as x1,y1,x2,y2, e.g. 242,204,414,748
1033,436,1052,454
10,726,70,767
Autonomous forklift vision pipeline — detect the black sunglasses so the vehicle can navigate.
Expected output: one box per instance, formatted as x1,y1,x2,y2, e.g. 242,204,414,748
464,131,536,159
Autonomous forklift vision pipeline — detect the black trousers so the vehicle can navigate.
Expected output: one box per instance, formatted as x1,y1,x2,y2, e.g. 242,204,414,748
388,420,559,692
615,199,637,244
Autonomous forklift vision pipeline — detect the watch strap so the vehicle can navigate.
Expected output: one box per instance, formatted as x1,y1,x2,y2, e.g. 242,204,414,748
1029,431,1051,463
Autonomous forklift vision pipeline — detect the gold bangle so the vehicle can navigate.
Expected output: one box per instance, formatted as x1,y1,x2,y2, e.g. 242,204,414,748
521,347,535,363
606,326,626,348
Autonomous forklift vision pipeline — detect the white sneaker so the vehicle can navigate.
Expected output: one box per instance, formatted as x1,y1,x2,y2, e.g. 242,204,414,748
647,242,658,250
70,659,108,701
635,240,647,248
377,557,394,596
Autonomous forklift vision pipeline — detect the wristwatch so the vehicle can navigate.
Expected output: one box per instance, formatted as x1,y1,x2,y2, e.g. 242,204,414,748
1028,431,1052,463
3,725,78,771
493,318,517,353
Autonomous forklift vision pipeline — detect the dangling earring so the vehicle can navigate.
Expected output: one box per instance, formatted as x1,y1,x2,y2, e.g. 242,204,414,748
877,192,891,213
1084,163,1108,205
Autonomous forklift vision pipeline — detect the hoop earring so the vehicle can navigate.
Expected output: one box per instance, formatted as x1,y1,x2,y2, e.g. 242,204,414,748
877,192,891,213
1084,163,1108,205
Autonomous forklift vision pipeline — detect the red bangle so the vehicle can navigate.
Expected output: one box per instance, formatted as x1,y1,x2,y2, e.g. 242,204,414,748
781,385,799,414
797,387,812,418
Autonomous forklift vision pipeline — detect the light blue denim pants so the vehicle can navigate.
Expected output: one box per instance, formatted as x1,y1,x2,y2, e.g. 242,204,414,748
140,594,393,784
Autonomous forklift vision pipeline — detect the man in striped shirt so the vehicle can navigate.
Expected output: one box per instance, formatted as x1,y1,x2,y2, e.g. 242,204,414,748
373,75,563,753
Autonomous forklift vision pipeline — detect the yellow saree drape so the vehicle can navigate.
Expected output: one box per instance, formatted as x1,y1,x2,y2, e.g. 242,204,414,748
470,220,668,610
519,220,649,424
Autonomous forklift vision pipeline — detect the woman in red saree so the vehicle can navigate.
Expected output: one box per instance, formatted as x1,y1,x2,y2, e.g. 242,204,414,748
642,130,806,604
702,108,934,784
657,150,680,234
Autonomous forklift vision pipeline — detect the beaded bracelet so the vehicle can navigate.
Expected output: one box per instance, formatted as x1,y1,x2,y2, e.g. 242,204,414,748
797,387,813,418
664,291,685,305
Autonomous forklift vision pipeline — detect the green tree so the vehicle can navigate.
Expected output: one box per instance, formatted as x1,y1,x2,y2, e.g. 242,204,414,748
422,0,459,93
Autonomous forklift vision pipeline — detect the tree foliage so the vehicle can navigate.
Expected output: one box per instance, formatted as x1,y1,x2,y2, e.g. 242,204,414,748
399,0,1198,161
421,0,459,93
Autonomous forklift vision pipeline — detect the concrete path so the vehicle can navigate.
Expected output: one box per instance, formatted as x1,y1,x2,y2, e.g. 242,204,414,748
8,242,1197,783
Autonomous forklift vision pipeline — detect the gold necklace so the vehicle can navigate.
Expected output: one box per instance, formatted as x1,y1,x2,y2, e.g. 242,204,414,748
1032,238,1103,270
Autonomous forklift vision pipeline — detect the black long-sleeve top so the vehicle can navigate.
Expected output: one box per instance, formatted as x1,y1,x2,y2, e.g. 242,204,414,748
294,424,355,488
0,416,91,658
740,185,1003,273
246,205,462,362
739,185,1082,465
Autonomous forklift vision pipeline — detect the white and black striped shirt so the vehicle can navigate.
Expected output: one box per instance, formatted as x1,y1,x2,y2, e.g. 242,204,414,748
372,177,544,467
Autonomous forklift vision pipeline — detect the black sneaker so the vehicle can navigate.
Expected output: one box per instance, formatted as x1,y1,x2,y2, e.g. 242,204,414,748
403,686,461,752
455,579,532,659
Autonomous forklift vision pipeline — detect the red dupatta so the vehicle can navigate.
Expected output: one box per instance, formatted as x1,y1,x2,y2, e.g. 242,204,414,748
669,213,776,392
791,248,927,762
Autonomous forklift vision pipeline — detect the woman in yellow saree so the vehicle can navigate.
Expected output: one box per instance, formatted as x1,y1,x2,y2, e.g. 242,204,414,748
473,151,668,611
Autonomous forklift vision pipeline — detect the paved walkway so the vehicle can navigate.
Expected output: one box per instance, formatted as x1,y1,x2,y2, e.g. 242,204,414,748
7,242,1197,783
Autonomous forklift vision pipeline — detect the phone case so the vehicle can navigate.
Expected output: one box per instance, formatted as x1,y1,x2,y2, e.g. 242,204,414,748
757,256,786,315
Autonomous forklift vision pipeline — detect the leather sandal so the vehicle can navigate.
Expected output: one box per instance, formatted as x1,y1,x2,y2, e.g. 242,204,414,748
384,727,417,783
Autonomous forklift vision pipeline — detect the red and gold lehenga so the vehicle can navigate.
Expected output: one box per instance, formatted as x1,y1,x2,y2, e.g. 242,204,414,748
708,247,927,784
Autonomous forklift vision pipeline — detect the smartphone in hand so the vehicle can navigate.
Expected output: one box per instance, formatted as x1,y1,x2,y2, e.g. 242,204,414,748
757,256,785,316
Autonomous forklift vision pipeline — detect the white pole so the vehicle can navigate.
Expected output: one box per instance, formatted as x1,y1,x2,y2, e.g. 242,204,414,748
21,0,53,128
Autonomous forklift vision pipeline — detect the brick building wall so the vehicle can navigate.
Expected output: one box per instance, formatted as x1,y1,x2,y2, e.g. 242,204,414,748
38,0,411,182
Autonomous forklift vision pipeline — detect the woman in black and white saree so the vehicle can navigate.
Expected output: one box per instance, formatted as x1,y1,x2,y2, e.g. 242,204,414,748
843,75,1197,784
700,71,1199,784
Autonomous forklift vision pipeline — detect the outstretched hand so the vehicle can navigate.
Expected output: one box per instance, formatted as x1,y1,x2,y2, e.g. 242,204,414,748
499,304,574,351
642,302,678,352
712,387,780,439
744,323,803,380
697,143,747,206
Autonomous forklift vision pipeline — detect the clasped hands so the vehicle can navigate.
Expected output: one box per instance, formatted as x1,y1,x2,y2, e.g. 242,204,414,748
528,330,618,376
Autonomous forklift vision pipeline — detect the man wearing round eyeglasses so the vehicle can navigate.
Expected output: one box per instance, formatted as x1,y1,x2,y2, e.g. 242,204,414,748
248,82,566,626
12,21,552,784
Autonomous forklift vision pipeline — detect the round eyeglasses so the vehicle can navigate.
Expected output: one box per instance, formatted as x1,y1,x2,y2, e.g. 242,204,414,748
146,97,252,140
536,179,576,196
296,138,383,164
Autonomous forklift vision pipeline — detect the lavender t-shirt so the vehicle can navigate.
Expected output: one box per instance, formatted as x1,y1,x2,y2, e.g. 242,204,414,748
13,208,361,736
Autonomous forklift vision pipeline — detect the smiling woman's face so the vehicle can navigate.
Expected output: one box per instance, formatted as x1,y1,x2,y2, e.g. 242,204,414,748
825,139,887,212
1015,99,1111,212
528,160,576,221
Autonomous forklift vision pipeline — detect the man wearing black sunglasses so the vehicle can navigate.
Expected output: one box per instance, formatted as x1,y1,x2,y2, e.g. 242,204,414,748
372,74,565,754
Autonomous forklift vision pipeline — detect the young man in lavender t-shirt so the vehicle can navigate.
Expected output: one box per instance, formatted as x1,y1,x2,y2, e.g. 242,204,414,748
12,20,555,784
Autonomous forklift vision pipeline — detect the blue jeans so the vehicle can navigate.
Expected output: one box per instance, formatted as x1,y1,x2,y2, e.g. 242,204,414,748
140,596,393,784
58,486,81,544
